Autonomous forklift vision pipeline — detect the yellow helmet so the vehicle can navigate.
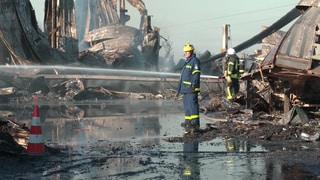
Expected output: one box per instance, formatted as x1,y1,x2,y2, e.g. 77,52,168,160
183,43,194,52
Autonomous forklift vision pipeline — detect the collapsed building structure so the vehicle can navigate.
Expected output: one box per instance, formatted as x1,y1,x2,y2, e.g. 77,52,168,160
194,0,320,119
45,0,160,71
3,0,320,155
2,0,320,119
0,0,161,70
0,0,177,102
240,0,320,117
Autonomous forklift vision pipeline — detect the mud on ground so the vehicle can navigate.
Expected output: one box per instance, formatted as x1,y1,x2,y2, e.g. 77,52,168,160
215,121,320,164
1,94,320,169
167,95,320,166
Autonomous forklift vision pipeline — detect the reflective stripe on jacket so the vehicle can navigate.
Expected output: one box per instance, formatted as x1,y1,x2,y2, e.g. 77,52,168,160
178,54,201,93
226,54,239,79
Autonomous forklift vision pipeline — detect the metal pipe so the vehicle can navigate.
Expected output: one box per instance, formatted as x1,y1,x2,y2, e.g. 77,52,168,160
202,8,302,64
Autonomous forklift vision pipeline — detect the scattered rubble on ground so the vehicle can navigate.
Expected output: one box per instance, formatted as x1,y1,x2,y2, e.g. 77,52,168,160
2,89,320,156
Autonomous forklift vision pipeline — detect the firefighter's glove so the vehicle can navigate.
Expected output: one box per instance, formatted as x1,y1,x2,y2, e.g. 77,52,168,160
226,76,232,83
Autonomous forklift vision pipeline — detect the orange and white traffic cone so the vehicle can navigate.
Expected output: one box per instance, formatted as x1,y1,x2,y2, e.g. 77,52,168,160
27,105,45,154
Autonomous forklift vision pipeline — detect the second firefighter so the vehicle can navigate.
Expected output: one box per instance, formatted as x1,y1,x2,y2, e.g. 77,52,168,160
223,48,244,101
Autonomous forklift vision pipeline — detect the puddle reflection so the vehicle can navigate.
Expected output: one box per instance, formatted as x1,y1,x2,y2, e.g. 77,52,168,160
0,100,319,179
225,138,251,152
180,141,200,179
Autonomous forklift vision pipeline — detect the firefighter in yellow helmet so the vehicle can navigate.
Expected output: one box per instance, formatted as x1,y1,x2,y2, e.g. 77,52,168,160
178,43,201,135
223,48,242,101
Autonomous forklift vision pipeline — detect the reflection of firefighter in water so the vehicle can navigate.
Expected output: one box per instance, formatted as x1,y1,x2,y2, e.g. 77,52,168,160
226,138,251,152
180,141,200,179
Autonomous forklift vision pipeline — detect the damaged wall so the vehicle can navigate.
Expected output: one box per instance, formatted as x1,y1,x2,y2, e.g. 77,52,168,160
0,0,71,65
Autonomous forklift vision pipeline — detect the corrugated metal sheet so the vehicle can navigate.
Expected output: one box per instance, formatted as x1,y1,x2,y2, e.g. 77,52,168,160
277,6,320,67
296,0,319,10
250,1,320,107
261,5,320,76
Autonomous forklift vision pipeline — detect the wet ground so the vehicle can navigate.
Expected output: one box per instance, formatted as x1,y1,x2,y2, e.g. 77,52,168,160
1,99,320,179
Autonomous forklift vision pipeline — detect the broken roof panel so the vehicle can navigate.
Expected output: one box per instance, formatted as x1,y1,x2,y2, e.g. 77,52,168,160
261,4,320,77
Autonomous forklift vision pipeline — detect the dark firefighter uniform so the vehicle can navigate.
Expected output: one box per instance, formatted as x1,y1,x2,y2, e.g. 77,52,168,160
224,48,243,101
180,141,200,179
178,43,201,134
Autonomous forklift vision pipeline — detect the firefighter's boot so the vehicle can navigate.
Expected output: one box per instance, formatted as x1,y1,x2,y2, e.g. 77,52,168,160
184,121,200,136
181,121,193,135
190,122,200,135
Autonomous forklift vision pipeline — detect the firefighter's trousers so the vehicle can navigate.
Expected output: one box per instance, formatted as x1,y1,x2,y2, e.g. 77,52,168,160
226,78,239,100
183,93,199,125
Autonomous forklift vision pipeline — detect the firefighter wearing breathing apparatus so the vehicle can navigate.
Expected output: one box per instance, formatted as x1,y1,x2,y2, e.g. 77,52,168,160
223,48,244,101
178,43,201,135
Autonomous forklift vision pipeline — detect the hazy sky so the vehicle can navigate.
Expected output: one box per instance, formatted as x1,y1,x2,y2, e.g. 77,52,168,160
30,0,298,59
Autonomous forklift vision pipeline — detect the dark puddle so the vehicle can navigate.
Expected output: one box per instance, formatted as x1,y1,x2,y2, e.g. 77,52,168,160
0,100,319,179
